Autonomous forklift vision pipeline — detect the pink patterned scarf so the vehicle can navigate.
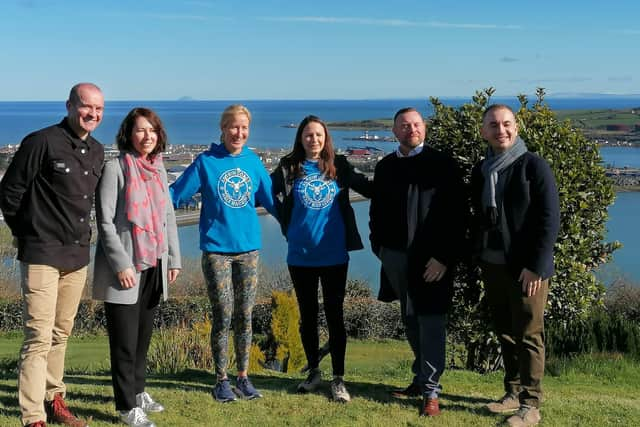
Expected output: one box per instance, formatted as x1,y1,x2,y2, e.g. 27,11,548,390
122,152,167,271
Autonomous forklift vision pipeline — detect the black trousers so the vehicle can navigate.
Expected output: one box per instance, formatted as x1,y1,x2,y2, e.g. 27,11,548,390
288,263,348,377
104,264,162,411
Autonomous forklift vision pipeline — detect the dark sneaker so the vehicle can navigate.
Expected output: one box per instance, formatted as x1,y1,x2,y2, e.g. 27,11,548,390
330,377,351,403
119,407,156,427
506,405,541,427
135,391,165,413
234,376,262,399
486,392,520,414
45,393,90,427
297,368,322,393
26,422,47,427
213,378,237,403
391,382,421,399
419,396,441,417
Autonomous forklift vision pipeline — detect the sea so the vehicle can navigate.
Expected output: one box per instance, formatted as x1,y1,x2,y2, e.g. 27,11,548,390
1,97,640,289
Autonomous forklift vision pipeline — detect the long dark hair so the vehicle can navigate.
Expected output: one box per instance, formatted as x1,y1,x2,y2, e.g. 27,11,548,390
116,107,167,161
280,115,336,181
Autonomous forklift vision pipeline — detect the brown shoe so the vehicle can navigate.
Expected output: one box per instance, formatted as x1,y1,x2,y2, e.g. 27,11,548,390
419,397,441,417
391,382,421,398
486,392,520,414
26,422,47,427
506,406,541,427
45,393,90,427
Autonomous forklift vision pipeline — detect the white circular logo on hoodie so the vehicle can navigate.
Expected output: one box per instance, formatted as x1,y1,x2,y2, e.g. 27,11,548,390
218,168,252,208
297,173,336,209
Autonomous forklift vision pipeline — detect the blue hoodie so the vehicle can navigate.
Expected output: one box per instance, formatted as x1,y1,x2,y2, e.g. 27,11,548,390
170,143,275,253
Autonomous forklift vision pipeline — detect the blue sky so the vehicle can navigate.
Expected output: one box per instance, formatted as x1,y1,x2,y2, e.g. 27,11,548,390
1,0,638,100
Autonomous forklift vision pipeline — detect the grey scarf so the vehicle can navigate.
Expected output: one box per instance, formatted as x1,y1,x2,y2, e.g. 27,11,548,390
481,136,528,226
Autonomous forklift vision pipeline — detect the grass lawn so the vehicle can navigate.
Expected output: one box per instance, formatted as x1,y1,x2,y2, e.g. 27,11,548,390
1,333,639,426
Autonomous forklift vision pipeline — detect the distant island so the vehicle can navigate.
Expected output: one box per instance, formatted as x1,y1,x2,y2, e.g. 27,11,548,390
327,119,392,131
177,96,195,101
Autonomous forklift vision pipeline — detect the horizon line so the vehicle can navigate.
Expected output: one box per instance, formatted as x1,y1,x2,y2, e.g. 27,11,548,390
2,93,640,103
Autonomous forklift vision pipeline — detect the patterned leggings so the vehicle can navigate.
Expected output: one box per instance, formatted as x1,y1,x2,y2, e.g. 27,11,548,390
201,250,259,379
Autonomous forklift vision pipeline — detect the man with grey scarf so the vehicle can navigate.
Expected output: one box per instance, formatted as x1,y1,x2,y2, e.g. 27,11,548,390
471,104,560,427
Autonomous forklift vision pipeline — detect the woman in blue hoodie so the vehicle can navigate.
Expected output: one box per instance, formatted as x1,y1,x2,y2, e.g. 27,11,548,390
271,115,372,403
170,104,275,402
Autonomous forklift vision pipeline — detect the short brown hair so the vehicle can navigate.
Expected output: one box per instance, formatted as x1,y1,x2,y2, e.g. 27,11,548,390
393,107,420,124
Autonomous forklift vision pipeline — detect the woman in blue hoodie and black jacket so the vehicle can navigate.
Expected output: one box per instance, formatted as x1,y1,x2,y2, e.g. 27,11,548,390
170,105,275,403
271,115,372,402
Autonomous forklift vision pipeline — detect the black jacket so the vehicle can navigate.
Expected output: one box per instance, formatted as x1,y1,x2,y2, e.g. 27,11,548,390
471,151,560,280
271,154,372,251
370,147,466,314
0,119,104,270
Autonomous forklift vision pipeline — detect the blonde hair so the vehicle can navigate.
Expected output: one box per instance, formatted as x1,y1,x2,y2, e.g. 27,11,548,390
220,104,252,130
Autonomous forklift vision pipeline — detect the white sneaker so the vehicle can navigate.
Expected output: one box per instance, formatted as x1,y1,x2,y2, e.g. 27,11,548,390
330,377,351,403
136,392,165,413
120,407,155,427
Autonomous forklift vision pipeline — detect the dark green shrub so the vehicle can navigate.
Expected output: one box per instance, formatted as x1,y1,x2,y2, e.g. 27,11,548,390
546,310,640,359
604,280,640,322
343,298,403,339
345,279,372,299
427,88,618,370
0,298,22,331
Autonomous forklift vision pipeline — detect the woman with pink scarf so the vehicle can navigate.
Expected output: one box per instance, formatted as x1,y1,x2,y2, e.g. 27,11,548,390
93,108,181,427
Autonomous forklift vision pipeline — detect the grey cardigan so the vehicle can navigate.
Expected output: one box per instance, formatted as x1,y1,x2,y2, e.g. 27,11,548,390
93,156,181,304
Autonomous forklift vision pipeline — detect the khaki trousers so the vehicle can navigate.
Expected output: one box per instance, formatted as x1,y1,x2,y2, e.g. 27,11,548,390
18,263,87,426
480,262,549,408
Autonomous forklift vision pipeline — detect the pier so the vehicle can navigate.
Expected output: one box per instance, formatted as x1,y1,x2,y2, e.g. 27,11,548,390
174,192,368,227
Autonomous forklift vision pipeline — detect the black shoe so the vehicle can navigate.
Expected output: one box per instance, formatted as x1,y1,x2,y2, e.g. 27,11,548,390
391,382,421,398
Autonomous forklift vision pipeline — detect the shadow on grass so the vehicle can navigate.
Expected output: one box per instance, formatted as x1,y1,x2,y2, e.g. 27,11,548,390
440,392,493,406
142,369,495,417
64,374,112,387
0,383,117,424
0,369,498,423
62,390,118,424
0,383,20,420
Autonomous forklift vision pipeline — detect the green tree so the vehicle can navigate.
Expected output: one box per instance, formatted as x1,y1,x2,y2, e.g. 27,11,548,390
427,88,618,370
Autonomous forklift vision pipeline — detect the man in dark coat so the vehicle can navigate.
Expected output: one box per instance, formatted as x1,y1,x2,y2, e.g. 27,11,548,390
471,104,560,427
369,107,466,417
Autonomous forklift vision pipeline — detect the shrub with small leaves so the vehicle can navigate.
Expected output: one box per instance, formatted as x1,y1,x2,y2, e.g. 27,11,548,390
428,87,618,370
265,290,305,373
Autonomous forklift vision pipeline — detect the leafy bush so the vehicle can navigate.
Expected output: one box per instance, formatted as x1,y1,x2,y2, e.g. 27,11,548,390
147,318,265,375
604,280,640,323
547,310,640,359
343,298,403,339
263,291,305,373
427,88,618,369
147,326,203,374
345,279,372,299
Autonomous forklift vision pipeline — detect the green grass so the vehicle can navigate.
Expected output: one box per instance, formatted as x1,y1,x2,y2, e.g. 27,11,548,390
1,334,639,426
